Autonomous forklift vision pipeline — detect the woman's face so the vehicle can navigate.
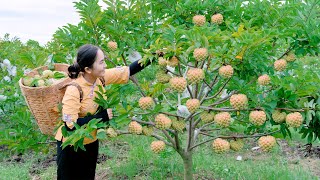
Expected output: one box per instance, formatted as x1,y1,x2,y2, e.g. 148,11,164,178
89,49,106,78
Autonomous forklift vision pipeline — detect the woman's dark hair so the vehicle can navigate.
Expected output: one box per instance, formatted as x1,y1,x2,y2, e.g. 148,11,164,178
68,44,100,79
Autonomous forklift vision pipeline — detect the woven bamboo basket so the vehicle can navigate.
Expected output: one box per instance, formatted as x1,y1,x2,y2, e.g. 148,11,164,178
19,63,72,136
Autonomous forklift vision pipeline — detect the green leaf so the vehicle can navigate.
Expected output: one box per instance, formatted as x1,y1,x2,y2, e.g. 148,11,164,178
307,132,314,143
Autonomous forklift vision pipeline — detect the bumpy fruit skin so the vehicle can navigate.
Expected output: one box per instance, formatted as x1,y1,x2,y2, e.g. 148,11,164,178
138,97,154,110
274,59,287,71
214,112,231,127
230,94,248,110
36,79,45,87
249,110,267,126
219,65,234,79
286,112,303,128
42,70,54,78
285,52,296,62
193,48,208,61
128,121,142,134
156,72,171,83
169,77,187,93
23,77,33,87
158,57,167,66
142,126,154,136
106,127,118,138
151,141,165,153
230,139,244,151
193,15,206,26
211,13,224,24
258,74,271,86
212,138,230,153
187,68,205,84
167,56,179,67
155,114,172,129
107,41,117,51
45,79,54,86
272,110,286,123
186,99,200,113
200,111,215,123
258,136,276,152
171,119,185,132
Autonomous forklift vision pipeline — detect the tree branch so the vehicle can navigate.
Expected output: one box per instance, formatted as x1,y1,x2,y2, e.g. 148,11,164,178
161,129,176,149
166,68,180,76
187,117,193,150
160,111,184,119
200,106,313,112
131,118,155,126
199,75,219,104
204,77,231,101
130,76,146,97
208,91,237,107
190,130,281,150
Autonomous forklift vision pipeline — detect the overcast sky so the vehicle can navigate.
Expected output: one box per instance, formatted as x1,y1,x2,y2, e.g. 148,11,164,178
0,0,81,45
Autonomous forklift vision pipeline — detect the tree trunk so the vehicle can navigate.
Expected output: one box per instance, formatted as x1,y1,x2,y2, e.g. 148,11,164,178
182,153,193,180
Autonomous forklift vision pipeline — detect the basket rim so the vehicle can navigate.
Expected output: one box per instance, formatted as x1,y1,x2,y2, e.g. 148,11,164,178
19,63,70,90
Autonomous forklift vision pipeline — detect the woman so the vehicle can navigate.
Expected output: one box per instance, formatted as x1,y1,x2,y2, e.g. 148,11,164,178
55,44,150,180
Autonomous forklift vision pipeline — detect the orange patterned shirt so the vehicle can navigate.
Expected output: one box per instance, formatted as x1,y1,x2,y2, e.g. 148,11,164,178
55,66,130,145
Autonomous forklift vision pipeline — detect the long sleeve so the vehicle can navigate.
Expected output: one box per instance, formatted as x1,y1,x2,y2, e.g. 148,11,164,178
61,85,81,129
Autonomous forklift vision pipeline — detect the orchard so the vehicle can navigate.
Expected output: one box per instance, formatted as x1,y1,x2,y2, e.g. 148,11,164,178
0,0,319,179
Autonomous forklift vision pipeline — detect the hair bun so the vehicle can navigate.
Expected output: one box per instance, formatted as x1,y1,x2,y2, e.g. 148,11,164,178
68,62,81,79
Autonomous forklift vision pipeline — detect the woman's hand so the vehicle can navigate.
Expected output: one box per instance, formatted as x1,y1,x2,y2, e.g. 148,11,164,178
107,108,113,119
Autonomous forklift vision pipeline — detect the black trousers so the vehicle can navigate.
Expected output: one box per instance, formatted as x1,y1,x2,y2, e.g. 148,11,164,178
56,140,99,180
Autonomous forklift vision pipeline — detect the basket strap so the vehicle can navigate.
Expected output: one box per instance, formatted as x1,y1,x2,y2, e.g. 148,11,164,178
68,83,84,102
60,77,104,103
59,82,83,102
99,77,105,86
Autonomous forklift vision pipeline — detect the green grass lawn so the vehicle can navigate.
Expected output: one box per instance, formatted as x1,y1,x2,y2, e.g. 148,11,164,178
1,134,318,180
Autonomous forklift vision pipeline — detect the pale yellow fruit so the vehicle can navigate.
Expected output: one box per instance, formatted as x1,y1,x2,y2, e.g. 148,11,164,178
211,13,224,24
230,139,244,151
212,138,230,153
258,74,271,86
219,65,234,79
36,79,45,87
142,126,154,136
171,119,185,132
106,127,118,138
274,59,287,71
286,112,303,128
23,77,33,87
156,72,171,83
258,136,276,152
167,56,179,67
151,141,165,153
107,41,117,51
285,52,296,62
230,94,248,110
249,110,267,126
200,111,215,123
193,15,206,26
128,121,142,134
272,110,286,123
187,68,205,84
193,48,208,61
155,114,172,129
186,99,200,113
158,57,167,66
169,77,187,93
214,112,231,127
138,97,154,110
42,70,54,78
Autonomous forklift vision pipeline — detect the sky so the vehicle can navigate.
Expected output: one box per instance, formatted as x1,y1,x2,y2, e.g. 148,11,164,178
0,0,81,45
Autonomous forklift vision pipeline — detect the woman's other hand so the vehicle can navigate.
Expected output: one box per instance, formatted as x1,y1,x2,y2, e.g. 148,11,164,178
107,108,113,119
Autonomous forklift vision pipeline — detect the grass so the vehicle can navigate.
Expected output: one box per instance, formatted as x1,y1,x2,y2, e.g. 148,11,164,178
0,134,319,180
